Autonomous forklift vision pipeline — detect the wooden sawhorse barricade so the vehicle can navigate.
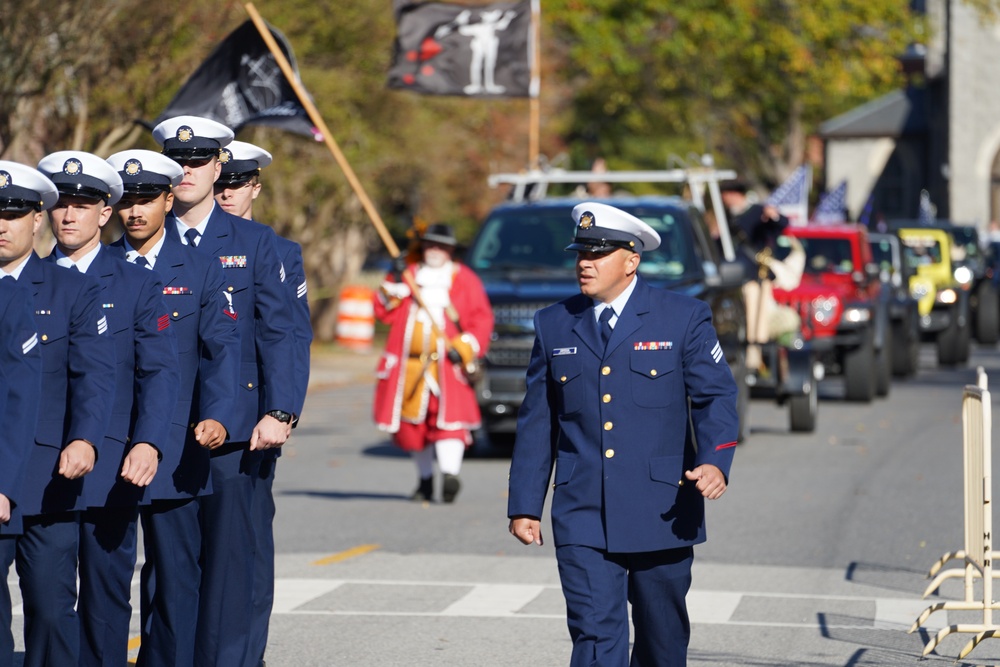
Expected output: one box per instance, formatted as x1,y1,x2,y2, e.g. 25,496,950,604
909,369,998,659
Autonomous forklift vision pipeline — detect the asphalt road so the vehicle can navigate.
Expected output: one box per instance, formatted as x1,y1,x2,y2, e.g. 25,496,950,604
10,342,1000,666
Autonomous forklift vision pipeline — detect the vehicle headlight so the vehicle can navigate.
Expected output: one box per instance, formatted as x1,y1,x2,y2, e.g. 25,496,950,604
811,296,838,325
842,307,871,323
937,288,957,304
954,266,974,285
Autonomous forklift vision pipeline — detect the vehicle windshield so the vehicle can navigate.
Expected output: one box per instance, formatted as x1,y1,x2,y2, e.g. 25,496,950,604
869,238,895,274
468,207,701,280
900,236,942,268
948,226,980,264
773,237,855,275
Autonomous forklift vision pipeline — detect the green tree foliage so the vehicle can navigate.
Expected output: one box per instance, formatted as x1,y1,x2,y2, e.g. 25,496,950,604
544,0,922,186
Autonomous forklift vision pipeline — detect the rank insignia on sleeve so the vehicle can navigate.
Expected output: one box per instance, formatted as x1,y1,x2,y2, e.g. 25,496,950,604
157,314,170,331
297,280,307,299
634,341,672,351
710,341,723,363
223,292,238,320
163,286,192,295
279,263,286,283
219,255,247,269
97,315,108,335
22,333,38,355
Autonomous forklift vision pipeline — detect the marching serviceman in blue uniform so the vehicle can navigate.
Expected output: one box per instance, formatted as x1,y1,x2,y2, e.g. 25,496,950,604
507,202,739,667
37,150,180,667
215,139,311,665
106,149,239,667
152,115,296,667
0,160,116,667
0,166,47,667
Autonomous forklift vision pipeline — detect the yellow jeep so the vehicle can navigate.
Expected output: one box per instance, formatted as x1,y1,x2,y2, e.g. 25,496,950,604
897,227,970,365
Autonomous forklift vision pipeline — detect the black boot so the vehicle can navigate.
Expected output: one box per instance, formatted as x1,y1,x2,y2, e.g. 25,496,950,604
411,476,433,502
442,474,461,503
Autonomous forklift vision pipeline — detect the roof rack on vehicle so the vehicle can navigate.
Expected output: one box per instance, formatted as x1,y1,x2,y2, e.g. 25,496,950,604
487,159,739,261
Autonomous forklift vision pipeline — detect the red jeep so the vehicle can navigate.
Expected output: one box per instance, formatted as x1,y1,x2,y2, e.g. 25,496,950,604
771,225,889,402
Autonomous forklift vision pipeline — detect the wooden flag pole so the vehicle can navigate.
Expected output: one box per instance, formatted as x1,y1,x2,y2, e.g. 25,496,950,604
528,0,540,169
244,2,401,258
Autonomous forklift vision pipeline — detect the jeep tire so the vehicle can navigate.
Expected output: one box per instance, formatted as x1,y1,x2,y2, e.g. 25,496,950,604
890,317,918,377
789,375,818,432
937,308,964,366
875,335,892,397
844,329,876,402
975,281,1000,345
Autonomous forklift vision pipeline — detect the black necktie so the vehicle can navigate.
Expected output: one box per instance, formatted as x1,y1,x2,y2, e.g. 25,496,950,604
599,307,614,349
184,228,200,247
134,255,150,269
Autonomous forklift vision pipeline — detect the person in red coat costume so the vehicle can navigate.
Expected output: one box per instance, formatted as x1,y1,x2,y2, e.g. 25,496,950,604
373,224,494,503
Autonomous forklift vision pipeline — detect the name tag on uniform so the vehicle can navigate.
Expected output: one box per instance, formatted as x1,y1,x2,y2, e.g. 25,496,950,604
219,256,247,269
634,341,672,351
163,286,192,295
102,303,115,309
552,347,577,356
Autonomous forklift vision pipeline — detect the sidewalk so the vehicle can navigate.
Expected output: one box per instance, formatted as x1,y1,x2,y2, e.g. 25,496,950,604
307,342,379,391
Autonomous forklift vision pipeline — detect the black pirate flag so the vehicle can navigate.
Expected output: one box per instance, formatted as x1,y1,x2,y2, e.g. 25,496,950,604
388,0,535,98
153,20,320,140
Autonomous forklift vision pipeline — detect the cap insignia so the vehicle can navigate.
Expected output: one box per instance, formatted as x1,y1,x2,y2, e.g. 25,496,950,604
124,159,142,176
63,158,83,176
0,171,9,189
219,148,232,164
176,126,194,142
578,211,595,230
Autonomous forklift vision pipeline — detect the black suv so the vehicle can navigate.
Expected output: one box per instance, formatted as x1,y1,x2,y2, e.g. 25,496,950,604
464,195,748,445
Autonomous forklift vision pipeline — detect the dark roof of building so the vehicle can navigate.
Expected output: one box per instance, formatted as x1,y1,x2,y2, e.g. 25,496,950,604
819,87,928,139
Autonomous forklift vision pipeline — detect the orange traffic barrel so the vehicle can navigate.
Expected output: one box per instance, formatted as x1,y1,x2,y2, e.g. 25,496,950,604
336,285,375,351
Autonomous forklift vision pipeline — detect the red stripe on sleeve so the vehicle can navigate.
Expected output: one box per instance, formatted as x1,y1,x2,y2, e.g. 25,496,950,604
714,441,737,451
157,314,170,331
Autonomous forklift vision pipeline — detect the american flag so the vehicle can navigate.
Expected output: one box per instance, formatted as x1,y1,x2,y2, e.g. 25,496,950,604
918,189,935,225
767,165,811,226
858,193,875,226
812,180,847,224
768,165,811,206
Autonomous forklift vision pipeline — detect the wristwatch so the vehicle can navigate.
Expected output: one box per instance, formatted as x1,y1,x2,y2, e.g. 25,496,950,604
266,409,293,424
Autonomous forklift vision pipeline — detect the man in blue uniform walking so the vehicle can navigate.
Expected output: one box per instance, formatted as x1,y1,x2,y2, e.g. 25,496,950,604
215,139,311,666
37,150,181,667
0,159,116,667
508,202,739,667
0,163,48,667
152,115,296,667
106,148,240,666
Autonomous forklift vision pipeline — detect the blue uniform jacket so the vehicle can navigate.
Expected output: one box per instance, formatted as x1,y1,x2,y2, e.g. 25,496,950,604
18,253,116,517
166,206,295,442
110,234,240,499
0,278,42,534
46,248,180,508
274,235,311,420
507,277,739,553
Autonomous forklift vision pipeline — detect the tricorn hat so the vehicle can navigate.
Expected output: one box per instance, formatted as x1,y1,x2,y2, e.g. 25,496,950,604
419,223,459,247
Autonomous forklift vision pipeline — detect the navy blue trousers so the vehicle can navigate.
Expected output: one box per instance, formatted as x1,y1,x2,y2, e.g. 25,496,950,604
556,544,693,667
136,497,202,667
248,453,277,666
194,444,260,667
16,512,81,667
78,505,139,667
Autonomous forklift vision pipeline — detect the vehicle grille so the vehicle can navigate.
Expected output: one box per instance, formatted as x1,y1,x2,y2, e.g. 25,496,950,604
491,302,551,326
487,343,534,368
